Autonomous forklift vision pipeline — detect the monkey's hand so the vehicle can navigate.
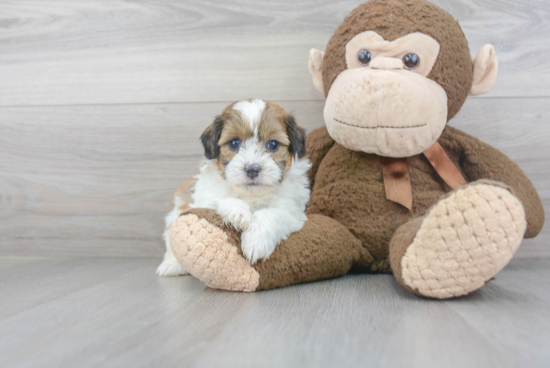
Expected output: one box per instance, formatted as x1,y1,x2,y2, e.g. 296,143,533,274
447,126,545,238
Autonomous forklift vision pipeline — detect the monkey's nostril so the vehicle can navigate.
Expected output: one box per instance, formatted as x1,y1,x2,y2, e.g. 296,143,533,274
245,164,261,179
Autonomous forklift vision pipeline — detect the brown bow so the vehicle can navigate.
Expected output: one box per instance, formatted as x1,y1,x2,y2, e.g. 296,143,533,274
381,142,467,211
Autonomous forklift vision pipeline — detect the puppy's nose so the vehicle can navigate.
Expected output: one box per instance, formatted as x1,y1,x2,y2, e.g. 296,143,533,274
245,164,261,179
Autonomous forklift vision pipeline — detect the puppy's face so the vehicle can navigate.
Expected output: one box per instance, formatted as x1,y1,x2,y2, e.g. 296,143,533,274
200,99,306,196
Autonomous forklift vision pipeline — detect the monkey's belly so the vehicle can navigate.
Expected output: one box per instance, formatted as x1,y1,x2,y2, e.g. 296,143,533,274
308,144,449,264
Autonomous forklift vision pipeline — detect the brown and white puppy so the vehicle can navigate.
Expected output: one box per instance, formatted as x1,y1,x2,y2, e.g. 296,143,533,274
157,99,311,277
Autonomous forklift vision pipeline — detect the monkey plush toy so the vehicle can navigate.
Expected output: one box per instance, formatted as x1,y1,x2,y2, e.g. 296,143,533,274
169,0,545,298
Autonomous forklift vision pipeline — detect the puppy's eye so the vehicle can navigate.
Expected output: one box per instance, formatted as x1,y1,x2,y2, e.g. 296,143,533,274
266,140,279,152
358,49,372,66
403,53,420,69
228,138,240,151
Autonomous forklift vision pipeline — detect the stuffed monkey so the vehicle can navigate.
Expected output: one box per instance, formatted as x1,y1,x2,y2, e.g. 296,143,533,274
169,0,544,298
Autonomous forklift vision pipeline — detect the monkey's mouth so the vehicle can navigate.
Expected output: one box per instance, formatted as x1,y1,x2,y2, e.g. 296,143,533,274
334,118,427,129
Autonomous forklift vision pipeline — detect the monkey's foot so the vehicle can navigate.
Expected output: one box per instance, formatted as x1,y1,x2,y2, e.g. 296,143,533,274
395,181,526,299
169,209,260,292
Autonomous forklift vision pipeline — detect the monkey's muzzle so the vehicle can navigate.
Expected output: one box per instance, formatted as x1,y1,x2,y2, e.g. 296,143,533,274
323,68,448,158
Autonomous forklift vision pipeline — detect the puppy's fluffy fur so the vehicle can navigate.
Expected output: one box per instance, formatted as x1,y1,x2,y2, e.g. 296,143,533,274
157,99,311,277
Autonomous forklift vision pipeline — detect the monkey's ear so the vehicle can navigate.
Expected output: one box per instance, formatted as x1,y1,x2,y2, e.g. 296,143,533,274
308,49,325,94
200,116,224,159
286,115,307,158
470,45,498,96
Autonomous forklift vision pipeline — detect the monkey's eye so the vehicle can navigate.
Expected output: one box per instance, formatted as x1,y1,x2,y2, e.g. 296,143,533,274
228,138,241,151
357,49,372,66
266,140,279,152
403,53,420,69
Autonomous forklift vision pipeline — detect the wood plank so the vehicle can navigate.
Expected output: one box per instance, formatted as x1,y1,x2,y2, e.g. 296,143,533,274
447,259,550,368
0,101,327,257
0,0,548,106
0,257,548,368
0,98,548,258
0,257,144,318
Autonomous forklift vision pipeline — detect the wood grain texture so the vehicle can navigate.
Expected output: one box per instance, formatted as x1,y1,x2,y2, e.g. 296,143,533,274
1,98,548,258
0,0,548,258
0,257,549,368
0,101,326,257
0,0,549,106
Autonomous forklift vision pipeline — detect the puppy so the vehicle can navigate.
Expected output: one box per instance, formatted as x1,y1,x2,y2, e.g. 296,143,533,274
157,99,311,277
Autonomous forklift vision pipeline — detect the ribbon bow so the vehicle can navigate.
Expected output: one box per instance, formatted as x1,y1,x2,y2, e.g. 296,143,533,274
381,142,467,211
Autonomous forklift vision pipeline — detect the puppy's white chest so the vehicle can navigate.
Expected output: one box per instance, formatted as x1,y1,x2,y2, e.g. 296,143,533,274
244,195,275,213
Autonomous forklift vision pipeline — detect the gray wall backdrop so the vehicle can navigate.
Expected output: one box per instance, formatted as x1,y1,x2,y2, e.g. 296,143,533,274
0,0,548,258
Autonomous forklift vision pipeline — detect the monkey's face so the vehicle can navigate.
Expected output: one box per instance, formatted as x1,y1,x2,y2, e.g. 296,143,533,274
323,31,447,158
309,0,498,159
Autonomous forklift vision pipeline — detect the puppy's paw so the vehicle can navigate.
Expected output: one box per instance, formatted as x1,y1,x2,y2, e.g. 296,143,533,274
156,257,189,277
241,223,278,264
218,198,252,231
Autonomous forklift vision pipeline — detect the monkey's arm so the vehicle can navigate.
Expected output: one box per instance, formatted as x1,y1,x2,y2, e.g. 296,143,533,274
306,126,336,187
445,126,545,238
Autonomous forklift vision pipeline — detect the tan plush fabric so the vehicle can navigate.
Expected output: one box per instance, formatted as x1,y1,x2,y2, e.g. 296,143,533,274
470,45,498,96
345,31,441,77
169,0,544,299
446,127,545,238
399,182,526,299
323,66,448,157
170,209,260,292
253,214,373,290
171,124,542,297
308,49,325,93
322,0,472,121
307,126,543,265
307,126,446,264
171,209,374,291
389,217,425,296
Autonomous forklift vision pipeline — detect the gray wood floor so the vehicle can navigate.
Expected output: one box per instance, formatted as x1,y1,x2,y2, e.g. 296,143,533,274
1,257,549,368
1,1,549,367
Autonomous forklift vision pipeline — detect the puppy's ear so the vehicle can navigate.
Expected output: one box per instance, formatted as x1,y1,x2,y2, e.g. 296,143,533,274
285,115,307,158
200,116,224,159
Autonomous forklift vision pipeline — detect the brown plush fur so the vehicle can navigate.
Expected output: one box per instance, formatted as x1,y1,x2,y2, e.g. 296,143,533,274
239,124,543,289
304,125,544,269
449,128,545,237
388,216,424,296
170,0,544,297
308,125,544,251
253,214,373,290
178,122,544,291
322,0,472,120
